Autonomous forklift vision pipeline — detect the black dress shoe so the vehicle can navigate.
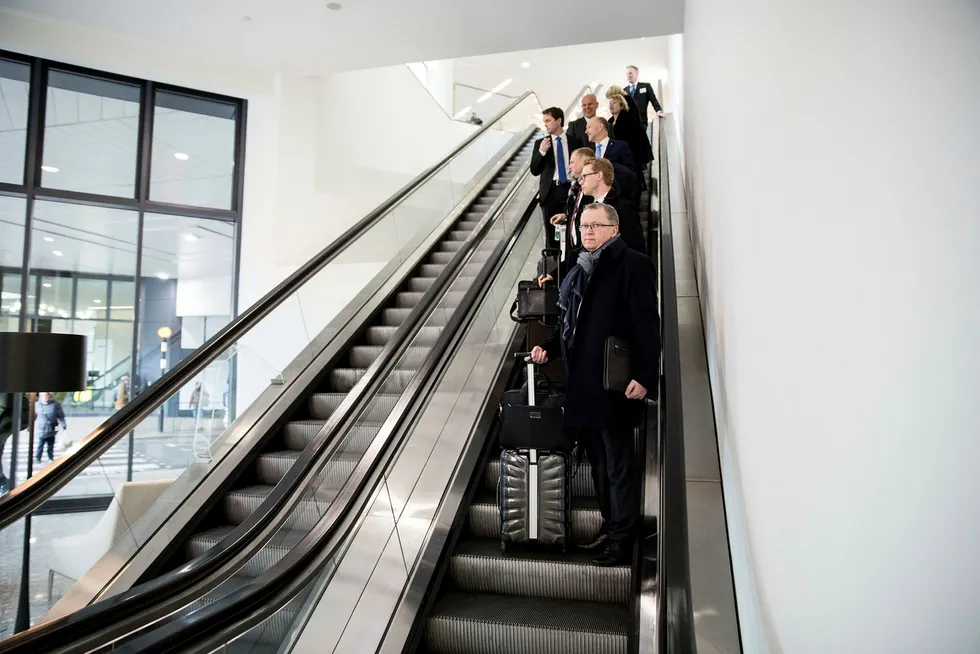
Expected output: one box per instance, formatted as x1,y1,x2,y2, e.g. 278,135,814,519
577,533,608,552
592,542,629,567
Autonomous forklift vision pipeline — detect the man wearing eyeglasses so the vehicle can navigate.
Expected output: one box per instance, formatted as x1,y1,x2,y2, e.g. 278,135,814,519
528,203,661,566
548,157,643,255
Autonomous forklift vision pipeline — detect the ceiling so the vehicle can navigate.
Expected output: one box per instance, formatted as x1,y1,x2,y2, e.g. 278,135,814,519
0,0,684,76
450,35,671,114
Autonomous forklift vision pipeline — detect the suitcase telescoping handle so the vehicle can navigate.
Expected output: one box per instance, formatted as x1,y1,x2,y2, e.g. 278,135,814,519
514,352,538,407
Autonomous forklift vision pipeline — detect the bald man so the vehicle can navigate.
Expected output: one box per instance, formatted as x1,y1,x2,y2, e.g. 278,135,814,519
567,93,615,145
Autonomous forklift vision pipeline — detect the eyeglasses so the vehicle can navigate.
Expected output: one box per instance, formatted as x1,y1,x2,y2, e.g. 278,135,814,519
581,171,601,178
581,223,615,232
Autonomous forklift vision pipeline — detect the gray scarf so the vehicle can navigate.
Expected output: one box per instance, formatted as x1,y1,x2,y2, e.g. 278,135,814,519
558,235,619,357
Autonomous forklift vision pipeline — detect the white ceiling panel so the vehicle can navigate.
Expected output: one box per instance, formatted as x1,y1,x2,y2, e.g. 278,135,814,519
0,0,683,76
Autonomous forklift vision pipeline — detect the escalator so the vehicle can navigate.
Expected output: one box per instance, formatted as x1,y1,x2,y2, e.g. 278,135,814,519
420,420,631,653
0,87,556,653
163,141,535,596
0,88,696,654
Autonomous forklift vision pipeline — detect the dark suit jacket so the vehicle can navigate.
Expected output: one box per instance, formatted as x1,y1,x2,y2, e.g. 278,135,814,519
560,180,642,256
594,139,636,173
610,113,653,169
541,236,661,430
567,116,614,144
626,82,663,121
530,132,583,201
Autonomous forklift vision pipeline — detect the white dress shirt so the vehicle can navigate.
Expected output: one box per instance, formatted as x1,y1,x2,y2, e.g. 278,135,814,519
540,132,571,183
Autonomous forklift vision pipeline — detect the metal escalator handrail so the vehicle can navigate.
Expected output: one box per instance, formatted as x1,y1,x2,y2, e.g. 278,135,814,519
0,127,539,654
650,115,696,654
0,90,537,530
115,163,538,654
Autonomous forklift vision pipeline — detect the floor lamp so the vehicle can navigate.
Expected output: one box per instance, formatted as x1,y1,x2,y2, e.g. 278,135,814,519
0,333,86,633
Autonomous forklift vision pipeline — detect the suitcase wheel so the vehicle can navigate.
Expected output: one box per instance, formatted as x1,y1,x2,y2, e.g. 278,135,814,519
500,541,509,555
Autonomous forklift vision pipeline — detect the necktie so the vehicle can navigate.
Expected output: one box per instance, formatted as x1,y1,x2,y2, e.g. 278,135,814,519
555,136,567,184
595,143,603,158
630,84,636,96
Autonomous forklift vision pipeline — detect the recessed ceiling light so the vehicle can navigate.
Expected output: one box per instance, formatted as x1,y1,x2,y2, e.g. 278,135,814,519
521,62,530,68
491,78,513,94
94,299,102,303
52,250,63,257
156,272,170,280
43,236,54,243
326,2,343,9
453,105,473,120
183,232,199,242
42,283,52,288
41,165,59,173
174,152,189,161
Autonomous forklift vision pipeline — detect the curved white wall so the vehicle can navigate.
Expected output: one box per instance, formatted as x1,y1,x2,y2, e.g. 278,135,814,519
681,1,980,652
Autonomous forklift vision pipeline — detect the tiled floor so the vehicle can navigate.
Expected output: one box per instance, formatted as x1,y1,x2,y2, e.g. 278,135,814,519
0,511,102,638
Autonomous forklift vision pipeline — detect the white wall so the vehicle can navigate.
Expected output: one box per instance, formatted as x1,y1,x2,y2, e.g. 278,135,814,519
682,1,980,653
666,34,684,145
0,10,506,414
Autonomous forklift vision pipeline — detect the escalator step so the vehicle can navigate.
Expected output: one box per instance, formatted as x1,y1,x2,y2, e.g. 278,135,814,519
408,276,437,292
431,250,491,265
223,485,332,530
381,307,451,328
484,459,595,498
329,368,417,394
391,291,424,308
446,230,471,242
365,325,442,346
419,262,483,279
449,539,629,604
305,393,399,424
467,496,603,543
282,419,384,456
426,591,628,654
350,344,429,367
255,451,360,491
186,526,306,577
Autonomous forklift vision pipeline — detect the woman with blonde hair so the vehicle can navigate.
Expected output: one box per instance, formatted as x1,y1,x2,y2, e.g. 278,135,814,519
606,92,653,174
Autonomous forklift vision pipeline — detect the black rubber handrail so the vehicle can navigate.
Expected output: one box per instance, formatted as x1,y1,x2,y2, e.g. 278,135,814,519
115,166,537,654
0,126,540,654
653,116,696,653
0,90,536,531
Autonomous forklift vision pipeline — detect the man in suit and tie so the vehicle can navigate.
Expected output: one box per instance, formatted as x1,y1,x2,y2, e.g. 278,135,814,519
567,94,614,145
531,107,581,246
625,65,664,128
585,116,639,202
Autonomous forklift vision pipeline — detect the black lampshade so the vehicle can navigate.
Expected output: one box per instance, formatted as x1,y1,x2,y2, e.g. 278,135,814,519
0,333,87,393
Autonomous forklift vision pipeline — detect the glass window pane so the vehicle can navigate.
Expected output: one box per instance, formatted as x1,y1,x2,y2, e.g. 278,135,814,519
75,278,108,319
110,280,135,321
29,201,137,468
41,70,140,197
0,195,27,326
150,91,237,209
0,59,30,185
37,274,72,320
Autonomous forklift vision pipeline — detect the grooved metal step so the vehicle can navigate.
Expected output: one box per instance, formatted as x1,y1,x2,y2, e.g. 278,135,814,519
186,526,305,577
426,591,629,654
328,368,417,394
223,485,331,530
255,450,360,491
365,325,442,346
448,539,629,604
349,344,429,368
467,495,603,543
305,392,400,423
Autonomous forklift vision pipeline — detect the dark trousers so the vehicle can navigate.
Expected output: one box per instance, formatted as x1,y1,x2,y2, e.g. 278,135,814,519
580,425,639,544
36,433,55,461
539,182,570,246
